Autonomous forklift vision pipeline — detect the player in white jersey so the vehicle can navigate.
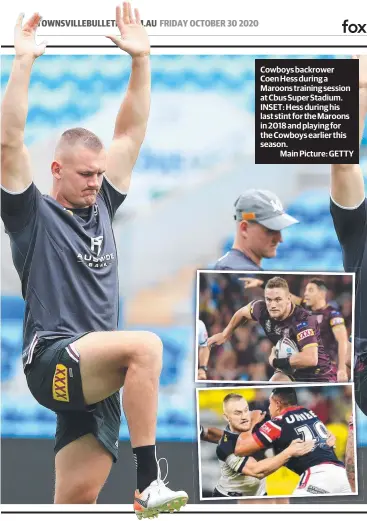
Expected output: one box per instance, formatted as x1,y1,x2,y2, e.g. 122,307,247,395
197,320,210,380
1,4,188,516
200,394,314,498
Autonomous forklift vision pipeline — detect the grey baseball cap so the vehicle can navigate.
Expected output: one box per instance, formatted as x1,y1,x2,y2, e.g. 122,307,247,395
234,189,299,231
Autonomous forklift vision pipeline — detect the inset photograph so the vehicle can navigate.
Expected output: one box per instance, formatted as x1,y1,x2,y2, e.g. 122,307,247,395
197,384,357,499
196,271,354,383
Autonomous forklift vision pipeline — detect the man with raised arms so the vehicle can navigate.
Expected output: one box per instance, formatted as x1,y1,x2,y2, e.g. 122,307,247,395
330,55,367,415
1,4,187,516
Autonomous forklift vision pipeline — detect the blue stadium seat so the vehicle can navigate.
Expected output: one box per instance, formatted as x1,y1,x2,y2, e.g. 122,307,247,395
2,55,365,146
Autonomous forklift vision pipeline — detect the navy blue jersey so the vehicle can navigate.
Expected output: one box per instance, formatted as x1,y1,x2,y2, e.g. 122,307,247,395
216,424,266,465
214,424,266,496
1,178,126,368
216,426,250,473
252,406,342,475
214,249,262,271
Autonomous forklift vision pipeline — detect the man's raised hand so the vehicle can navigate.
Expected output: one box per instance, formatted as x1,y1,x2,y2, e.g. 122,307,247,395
107,3,150,57
14,13,47,59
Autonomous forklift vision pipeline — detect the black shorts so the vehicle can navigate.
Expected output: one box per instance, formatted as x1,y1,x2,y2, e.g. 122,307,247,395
24,335,121,462
355,354,367,416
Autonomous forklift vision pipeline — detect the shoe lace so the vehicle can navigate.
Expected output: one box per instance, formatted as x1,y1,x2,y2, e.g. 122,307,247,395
156,457,169,488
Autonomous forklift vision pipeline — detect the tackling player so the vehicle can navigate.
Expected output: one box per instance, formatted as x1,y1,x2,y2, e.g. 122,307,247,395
200,394,314,499
330,55,367,415
207,277,335,383
234,388,353,496
197,319,210,380
1,5,187,516
215,189,298,270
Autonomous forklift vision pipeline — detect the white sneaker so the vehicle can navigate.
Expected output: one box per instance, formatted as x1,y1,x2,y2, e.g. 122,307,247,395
133,458,188,519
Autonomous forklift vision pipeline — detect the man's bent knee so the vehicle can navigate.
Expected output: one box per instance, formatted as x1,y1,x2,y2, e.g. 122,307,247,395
130,331,163,364
119,332,163,381
141,332,163,358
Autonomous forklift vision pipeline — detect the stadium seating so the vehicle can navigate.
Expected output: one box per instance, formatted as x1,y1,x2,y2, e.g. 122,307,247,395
2,54,366,146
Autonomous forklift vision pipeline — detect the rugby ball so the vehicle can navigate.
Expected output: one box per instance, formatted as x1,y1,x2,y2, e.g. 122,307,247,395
275,337,299,359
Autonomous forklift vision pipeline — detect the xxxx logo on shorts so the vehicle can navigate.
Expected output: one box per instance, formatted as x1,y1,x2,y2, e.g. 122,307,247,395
52,364,70,402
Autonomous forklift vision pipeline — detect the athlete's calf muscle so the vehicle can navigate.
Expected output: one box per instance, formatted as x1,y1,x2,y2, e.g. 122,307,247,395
54,434,113,504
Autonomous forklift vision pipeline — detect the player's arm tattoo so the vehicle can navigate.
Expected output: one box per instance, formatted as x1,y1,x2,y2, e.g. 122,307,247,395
345,427,356,492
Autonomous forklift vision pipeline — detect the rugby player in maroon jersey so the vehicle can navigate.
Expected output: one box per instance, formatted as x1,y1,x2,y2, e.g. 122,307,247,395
303,278,349,382
208,277,336,383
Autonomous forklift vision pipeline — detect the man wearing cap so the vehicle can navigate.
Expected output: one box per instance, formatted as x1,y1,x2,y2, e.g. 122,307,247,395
330,55,367,416
214,189,298,270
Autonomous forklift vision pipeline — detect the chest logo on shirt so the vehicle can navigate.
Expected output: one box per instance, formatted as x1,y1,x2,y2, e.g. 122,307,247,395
91,235,104,256
76,234,115,269
265,320,272,332
274,325,282,336
316,314,324,324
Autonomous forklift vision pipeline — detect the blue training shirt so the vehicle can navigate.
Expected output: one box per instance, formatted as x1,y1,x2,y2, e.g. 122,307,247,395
1,177,126,368
214,248,262,271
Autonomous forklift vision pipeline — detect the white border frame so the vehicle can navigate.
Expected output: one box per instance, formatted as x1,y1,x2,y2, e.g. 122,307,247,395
196,382,359,501
1,3,367,511
195,270,356,384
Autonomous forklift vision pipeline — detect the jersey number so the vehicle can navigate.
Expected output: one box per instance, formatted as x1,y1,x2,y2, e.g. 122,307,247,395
295,420,329,441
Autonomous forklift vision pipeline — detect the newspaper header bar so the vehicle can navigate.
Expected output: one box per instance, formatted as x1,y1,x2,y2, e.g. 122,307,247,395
0,0,366,49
